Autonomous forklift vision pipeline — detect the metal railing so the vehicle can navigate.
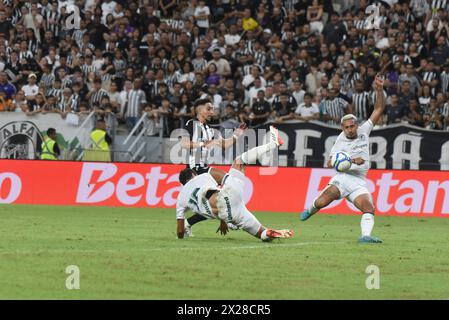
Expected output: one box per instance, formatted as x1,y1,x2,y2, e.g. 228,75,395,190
121,113,164,163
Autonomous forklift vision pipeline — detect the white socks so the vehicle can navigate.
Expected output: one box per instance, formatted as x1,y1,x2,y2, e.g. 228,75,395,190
260,229,269,241
361,213,374,237
240,141,277,165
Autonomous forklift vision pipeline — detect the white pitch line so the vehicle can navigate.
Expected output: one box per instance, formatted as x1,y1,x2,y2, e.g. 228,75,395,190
0,241,349,256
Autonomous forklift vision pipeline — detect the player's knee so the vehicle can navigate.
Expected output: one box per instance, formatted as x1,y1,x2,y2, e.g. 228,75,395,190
361,202,374,214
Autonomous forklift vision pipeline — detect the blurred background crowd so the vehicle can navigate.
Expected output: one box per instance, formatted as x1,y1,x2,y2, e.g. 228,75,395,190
0,0,449,136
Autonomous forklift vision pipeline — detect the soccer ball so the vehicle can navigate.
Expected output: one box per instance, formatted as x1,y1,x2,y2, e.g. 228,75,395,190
332,152,352,172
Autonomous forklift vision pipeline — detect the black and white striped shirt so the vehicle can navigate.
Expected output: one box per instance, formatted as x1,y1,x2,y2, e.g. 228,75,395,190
343,72,360,95
72,29,87,47
165,73,178,90
254,50,268,68
393,54,412,65
283,0,298,11
148,80,166,98
421,71,438,94
431,0,448,16
323,97,349,125
39,73,55,95
185,119,216,170
352,91,371,122
61,77,72,89
28,40,39,55
244,40,255,56
10,6,21,26
421,71,437,84
45,10,61,38
90,88,109,107
442,102,449,130
19,50,33,60
125,89,146,118
370,90,388,108
440,71,449,94
192,58,208,72
48,87,64,103
354,19,366,30
81,64,97,77
70,93,81,112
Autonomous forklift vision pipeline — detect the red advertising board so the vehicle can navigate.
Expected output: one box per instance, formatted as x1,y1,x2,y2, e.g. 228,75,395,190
1,160,448,217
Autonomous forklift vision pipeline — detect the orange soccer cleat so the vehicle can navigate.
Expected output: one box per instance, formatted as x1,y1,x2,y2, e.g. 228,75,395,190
266,229,294,239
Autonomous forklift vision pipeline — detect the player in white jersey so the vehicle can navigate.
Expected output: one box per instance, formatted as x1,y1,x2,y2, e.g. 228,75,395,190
176,126,293,241
300,75,386,244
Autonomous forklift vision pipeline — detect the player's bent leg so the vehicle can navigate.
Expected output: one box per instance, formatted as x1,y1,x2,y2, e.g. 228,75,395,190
300,185,341,221
352,193,383,244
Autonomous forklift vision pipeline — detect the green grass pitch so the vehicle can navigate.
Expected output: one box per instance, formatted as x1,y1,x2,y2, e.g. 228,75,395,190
1,204,449,299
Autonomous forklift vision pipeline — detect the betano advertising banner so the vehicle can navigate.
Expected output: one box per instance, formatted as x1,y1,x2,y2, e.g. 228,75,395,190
1,160,449,217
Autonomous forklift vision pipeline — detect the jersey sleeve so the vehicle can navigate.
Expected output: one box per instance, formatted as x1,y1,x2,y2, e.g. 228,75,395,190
359,119,374,136
176,199,188,220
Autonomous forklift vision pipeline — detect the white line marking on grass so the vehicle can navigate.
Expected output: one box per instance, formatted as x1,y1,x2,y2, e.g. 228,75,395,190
0,241,349,256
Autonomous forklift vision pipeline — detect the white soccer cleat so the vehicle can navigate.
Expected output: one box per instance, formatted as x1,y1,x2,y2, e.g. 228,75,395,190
269,126,284,147
227,222,240,230
184,219,194,238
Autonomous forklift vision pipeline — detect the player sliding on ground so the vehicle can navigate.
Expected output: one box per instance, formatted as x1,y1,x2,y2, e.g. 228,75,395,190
300,75,386,244
176,126,293,241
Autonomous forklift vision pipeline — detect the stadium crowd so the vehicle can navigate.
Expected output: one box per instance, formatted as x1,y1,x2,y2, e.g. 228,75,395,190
0,0,449,136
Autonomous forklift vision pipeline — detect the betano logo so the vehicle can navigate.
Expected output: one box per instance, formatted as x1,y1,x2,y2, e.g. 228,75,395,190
0,172,22,204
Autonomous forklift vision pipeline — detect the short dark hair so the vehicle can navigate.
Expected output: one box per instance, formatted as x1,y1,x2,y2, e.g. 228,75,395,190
193,98,211,108
304,93,313,99
47,128,56,136
179,168,196,185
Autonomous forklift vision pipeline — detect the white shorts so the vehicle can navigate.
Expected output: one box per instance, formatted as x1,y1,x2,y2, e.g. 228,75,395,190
328,173,371,204
216,168,262,236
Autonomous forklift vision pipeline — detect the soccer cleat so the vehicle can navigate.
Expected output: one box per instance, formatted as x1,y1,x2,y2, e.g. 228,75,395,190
358,235,383,244
299,209,315,221
227,222,240,230
269,126,284,146
184,220,194,238
266,229,294,239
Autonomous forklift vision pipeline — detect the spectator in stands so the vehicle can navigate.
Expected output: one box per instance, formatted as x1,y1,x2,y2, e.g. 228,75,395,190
274,93,295,122
0,89,13,111
405,99,425,127
247,90,272,127
22,73,39,101
125,78,146,132
174,93,194,129
386,94,406,124
293,93,320,122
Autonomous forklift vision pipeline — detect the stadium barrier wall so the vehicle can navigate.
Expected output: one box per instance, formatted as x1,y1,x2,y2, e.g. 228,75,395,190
1,160,449,217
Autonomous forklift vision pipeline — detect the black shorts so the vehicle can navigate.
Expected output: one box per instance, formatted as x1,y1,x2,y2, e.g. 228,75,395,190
188,164,210,175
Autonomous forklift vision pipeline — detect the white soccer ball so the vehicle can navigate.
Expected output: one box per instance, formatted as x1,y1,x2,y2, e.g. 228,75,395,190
332,151,352,172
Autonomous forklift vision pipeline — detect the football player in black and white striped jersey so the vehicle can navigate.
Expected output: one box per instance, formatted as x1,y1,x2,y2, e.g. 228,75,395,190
179,99,247,237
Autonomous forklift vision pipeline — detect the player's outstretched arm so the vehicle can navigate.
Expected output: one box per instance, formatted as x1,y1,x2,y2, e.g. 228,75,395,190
216,123,248,150
369,75,386,125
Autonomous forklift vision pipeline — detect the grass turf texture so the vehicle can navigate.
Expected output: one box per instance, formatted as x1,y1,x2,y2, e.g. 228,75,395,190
0,205,449,299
